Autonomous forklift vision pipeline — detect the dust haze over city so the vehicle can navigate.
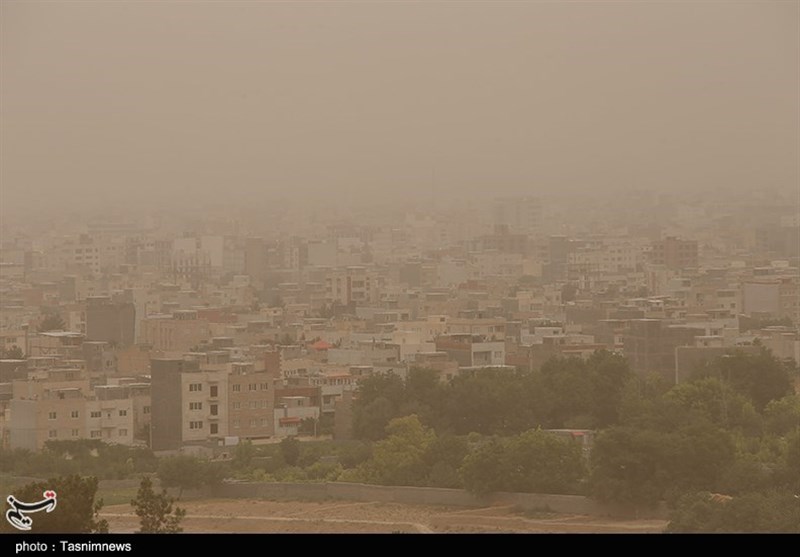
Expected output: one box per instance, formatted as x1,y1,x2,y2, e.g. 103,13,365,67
0,1,798,536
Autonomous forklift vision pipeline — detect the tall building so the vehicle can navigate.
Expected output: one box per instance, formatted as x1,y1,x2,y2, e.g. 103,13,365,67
140,310,210,352
492,196,542,237
150,357,229,451
150,358,195,451
650,236,699,270
228,361,276,440
623,319,702,382
325,266,380,306
85,296,135,347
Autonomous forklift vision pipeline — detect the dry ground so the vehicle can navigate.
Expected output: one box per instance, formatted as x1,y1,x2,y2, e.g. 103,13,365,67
102,498,668,533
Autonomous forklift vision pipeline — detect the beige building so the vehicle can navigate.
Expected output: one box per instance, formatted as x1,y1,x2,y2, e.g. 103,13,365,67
141,310,210,352
325,266,381,306
7,370,139,449
180,366,228,444
228,361,275,440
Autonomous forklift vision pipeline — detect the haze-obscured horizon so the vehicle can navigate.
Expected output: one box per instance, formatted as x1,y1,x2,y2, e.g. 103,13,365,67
2,1,798,218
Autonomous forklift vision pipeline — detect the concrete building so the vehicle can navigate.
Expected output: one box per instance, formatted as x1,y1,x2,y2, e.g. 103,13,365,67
742,276,799,324
7,370,136,449
85,296,136,347
325,267,380,306
228,361,276,440
141,310,210,353
434,334,505,368
623,319,703,381
150,358,197,451
492,196,542,237
650,236,698,270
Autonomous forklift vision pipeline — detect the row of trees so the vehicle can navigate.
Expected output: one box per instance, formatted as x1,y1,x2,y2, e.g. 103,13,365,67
353,349,794,442
354,350,634,440
0,439,158,480
348,348,799,531
338,415,586,495
0,474,185,534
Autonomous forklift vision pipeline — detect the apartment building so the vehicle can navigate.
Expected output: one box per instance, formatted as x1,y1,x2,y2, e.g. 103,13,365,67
434,334,505,368
228,361,276,440
140,310,210,352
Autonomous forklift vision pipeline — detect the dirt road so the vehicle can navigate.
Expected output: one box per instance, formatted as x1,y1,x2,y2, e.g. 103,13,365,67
103,498,667,533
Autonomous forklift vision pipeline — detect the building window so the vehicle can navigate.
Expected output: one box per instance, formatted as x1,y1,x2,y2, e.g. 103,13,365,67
210,385,218,397
249,401,257,409
260,418,268,427
118,429,128,437
210,404,218,416
249,384,256,391
48,412,57,420
90,430,101,438
189,402,202,411
189,421,203,430
143,406,150,415
189,383,202,392
260,383,268,390
119,409,127,417
210,423,218,434
249,419,257,427
49,430,57,438
71,410,79,419
232,384,241,393
90,411,101,418
71,429,79,437
233,402,241,410
233,420,240,428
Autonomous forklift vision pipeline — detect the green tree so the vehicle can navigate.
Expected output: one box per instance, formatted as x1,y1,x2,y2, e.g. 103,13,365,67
538,357,595,428
157,455,209,498
589,422,735,509
233,440,256,470
355,415,436,486
131,476,186,533
763,395,800,435
38,313,66,332
399,368,445,425
696,349,793,411
461,430,585,495
664,377,761,434
423,435,469,488
0,475,108,533
667,491,800,533
783,427,800,493
280,437,301,466
337,441,372,469
352,373,405,440
442,368,545,435
459,438,508,495
588,350,634,427
588,427,665,509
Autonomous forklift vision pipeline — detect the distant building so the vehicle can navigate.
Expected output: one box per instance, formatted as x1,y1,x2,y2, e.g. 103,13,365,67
85,296,135,347
7,370,136,450
434,334,505,368
140,310,210,353
623,319,703,381
228,361,276,440
493,196,542,237
650,236,698,270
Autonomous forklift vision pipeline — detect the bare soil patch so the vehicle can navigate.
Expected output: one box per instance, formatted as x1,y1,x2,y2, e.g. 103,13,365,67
103,498,668,533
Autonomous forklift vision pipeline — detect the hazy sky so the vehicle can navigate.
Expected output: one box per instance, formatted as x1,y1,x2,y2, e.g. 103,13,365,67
1,1,798,213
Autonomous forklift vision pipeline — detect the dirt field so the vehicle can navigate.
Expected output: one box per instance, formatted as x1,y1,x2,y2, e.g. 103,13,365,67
102,498,668,533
